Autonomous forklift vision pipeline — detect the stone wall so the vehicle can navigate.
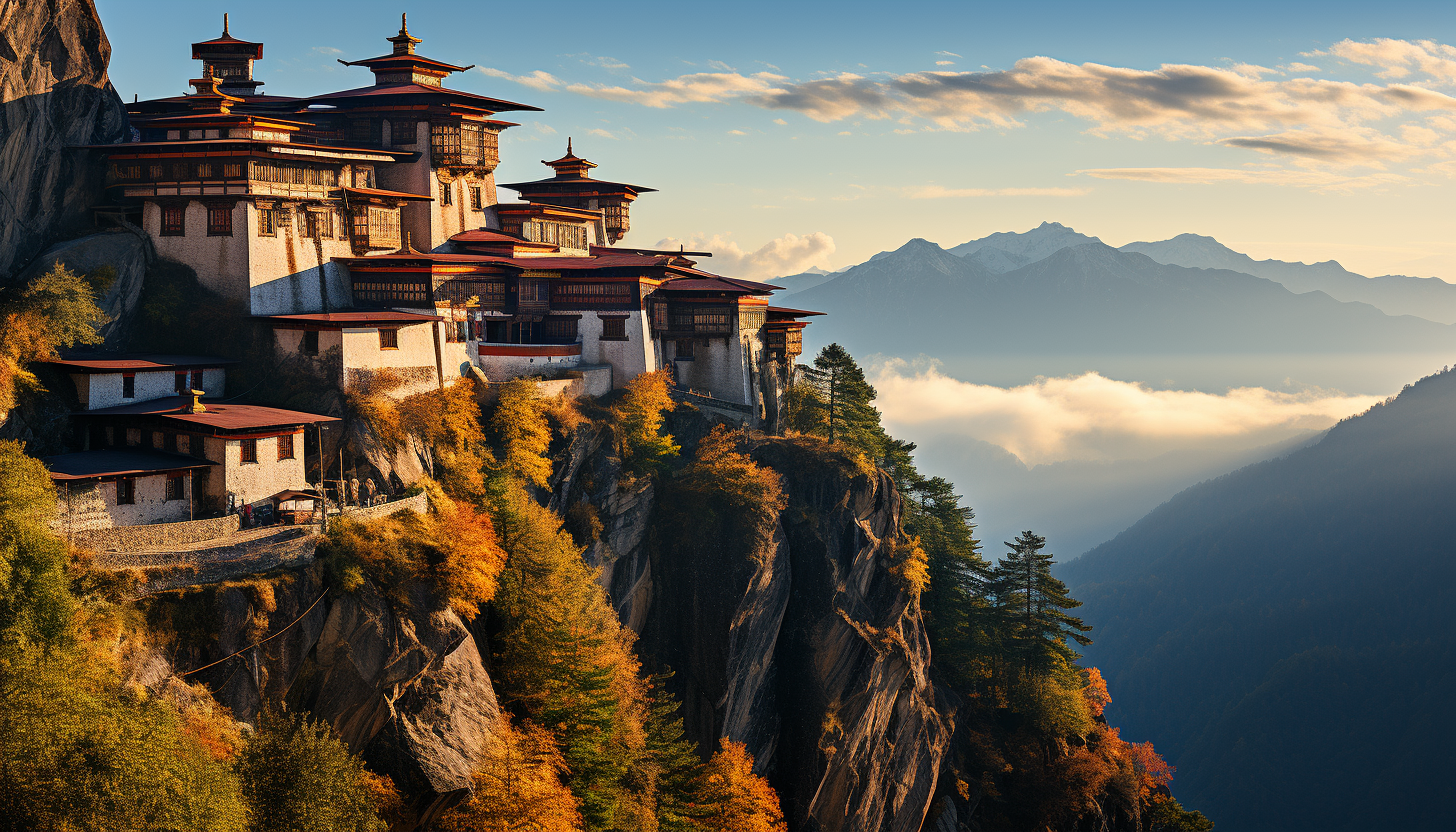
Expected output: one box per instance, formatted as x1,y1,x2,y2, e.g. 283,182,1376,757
69,511,241,553
340,491,429,522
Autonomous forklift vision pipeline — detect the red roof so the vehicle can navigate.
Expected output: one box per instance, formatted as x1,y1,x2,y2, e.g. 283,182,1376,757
45,449,218,481
42,354,236,373
82,397,339,432
656,277,778,295
767,306,826,318
258,311,442,327
341,53,473,74
305,83,540,113
336,186,433,201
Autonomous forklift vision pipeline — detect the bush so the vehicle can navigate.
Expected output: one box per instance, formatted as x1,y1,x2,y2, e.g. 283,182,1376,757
0,261,106,412
0,645,249,831
235,707,387,832
0,440,75,646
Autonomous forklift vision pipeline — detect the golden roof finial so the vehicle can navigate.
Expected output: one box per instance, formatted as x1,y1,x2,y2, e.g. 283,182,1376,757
401,12,408,33
223,12,230,37
567,137,573,156
389,12,422,55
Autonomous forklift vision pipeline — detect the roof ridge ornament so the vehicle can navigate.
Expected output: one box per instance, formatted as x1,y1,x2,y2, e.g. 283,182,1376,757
222,12,229,37
389,12,423,55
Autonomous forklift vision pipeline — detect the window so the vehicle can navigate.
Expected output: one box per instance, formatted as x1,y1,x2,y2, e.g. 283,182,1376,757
122,373,135,398
304,210,332,239
440,183,453,206
543,317,579,342
240,438,258,464
431,122,460,162
523,220,587,250
166,129,181,141
389,119,416,147
223,162,242,178
196,162,214,179
366,207,400,247
258,206,278,236
676,339,695,360
353,166,375,188
601,317,627,340
469,187,482,210
302,330,319,355
175,371,188,393
149,164,164,180
379,328,399,350
187,129,203,140
248,161,337,187
278,433,295,460
518,280,547,303
116,477,135,505
165,475,184,501
190,369,204,390
161,205,185,236
207,205,232,236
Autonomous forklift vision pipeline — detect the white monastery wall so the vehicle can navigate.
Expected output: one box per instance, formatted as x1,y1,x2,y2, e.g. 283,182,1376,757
76,367,226,410
477,349,582,381
201,432,308,510
55,473,193,532
246,203,353,316
144,201,250,304
578,311,657,388
340,323,439,396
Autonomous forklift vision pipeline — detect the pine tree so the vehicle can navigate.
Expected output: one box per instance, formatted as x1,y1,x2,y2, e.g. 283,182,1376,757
992,531,1092,677
800,343,886,460
906,476,996,692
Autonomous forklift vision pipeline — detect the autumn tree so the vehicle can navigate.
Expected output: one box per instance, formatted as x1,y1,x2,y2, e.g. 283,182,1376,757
0,440,75,646
659,425,787,564
614,368,679,476
695,741,786,832
0,261,107,412
780,376,828,437
398,379,492,502
435,715,583,832
236,707,388,832
489,378,554,488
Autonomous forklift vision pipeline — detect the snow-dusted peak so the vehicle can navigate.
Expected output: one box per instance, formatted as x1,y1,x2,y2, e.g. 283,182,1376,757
948,222,1103,262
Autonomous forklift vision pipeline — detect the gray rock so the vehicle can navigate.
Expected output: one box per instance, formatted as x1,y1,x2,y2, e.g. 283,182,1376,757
11,226,150,347
0,0,128,280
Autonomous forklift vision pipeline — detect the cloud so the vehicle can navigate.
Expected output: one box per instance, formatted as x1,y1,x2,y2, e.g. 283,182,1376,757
707,60,736,72
312,46,344,56
906,185,1090,198
1281,62,1322,74
935,51,963,58
567,53,630,70
564,71,784,108
1076,165,1413,191
936,61,956,67
728,129,748,135
1311,38,1456,83
477,67,563,91
872,364,1378,465
1217,127,1425,163
773,118,788,125
586,128,617,139
652,232,836,279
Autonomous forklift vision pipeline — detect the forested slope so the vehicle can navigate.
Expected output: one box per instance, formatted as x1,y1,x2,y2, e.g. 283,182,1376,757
1063,368,1456,832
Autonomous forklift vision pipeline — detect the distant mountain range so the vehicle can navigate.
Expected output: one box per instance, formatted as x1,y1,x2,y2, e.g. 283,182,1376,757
778,233,1456,362
780,224,1456,358
1061,367,1456,832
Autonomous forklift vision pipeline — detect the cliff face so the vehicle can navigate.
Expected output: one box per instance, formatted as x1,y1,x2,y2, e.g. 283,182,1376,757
557,420,952,831
0,0,128,280
143,567,498,830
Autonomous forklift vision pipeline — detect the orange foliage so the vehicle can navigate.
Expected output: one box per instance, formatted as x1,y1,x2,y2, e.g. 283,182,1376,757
1124,738,1175,797
436,716,583,832
696,741,786,832
361,770,403,821
1082,667,1111,718
426,482,509,618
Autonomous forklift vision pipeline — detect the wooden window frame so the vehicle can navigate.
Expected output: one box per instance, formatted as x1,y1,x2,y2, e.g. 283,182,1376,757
258,206,278,237
379,328,399,350
161,204,185,236
469,186,482,210
165,474,185,501
675,339,695,361
240,438,258,464
277,432,295,460
600,316,628,340
439,183,454,206
116,477,136,505
302,329,319,356
207,205,233,236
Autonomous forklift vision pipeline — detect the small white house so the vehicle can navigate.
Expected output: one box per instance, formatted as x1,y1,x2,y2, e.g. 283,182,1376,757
43,354,233,410
46,448,216,532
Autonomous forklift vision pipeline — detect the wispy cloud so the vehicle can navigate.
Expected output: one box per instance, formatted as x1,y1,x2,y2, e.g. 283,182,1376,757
653,232,835,278
873,363,1378,465
1076,165,1413,192
312,46,343,56
587,127,617,140
477,67,563,91
1309,38,1456,83
566,53,630,70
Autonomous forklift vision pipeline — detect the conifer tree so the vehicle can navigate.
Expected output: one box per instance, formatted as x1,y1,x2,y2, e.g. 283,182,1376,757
615,369,680,477
800,344,887,460
490,378,554,488
906,476,996,691
992,531,1092,677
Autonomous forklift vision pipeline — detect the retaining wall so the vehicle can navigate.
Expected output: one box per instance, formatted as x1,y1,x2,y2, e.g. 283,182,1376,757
338,491,429,522
72,513,242,553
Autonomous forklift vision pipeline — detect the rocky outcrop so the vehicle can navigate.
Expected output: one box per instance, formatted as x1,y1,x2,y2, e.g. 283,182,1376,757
146,565,499,829
0,0,128,280
10,225,150,346
564,419,953,832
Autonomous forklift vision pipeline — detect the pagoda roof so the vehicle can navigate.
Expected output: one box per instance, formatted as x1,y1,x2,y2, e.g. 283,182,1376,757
339,52,474,74
41,353,236,373
501,177,657,195
191,15,263,59
80,396,339,432
544,141,596,170
656,276,779,295
45,449,217,482
257,311,443,328
304,82,540,113
766,306,826,318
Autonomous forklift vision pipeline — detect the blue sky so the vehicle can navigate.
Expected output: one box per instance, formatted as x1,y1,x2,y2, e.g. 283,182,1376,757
97,0,1456,278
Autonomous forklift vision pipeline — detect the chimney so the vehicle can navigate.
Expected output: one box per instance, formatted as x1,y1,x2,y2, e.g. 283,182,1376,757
182,389,207,414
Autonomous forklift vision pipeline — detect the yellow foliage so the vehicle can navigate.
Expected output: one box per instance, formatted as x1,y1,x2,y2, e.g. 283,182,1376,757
490,378,554,489
667,425,787,565
400,379,492,503
697,741,787,832
614,369,679,476
887,534,930,597
0,261,107,412
436,715,584,832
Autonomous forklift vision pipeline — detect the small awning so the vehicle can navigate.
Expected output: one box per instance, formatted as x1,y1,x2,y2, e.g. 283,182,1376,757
270,488,323,503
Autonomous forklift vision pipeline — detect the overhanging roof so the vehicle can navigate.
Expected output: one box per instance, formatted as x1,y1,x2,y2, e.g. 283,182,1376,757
45,449,217,482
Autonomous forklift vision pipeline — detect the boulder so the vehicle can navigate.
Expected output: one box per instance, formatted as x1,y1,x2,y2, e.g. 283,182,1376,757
11,227,150,347
0,0,128,280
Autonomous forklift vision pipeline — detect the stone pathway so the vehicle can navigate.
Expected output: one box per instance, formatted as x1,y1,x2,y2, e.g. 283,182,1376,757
95,525,322,594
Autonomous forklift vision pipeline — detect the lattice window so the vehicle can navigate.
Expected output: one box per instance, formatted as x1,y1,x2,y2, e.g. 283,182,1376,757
207,205,233,236
161,205,185,236
196,162,214,179
116,478,136,505
223,162,242,178
470,187,482,210
543,317,579,342
258,207,278,236
166,475,184,501
304,210,332,239
277,433,295,460
552,282,635,304
240,438,258,464
524,220,587,251
601,317,627,339
379,328,399,349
